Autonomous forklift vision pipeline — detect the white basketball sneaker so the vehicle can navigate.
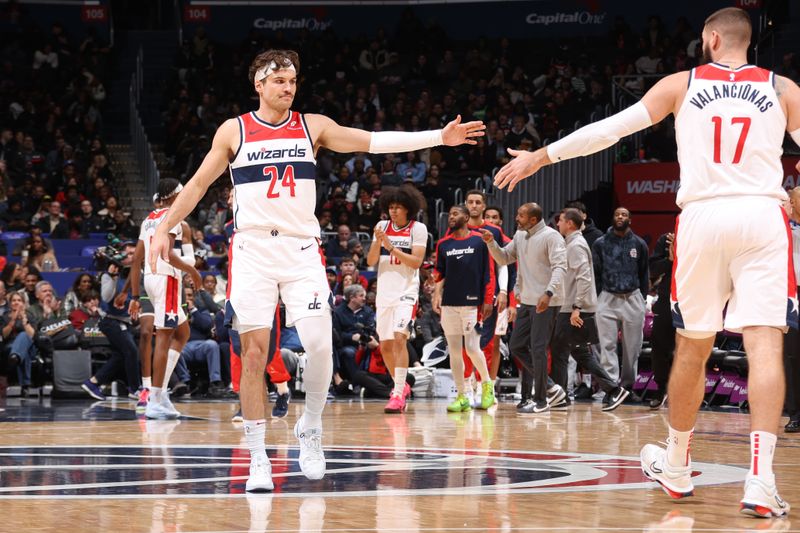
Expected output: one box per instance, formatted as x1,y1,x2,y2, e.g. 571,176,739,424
245,455,274,492
740,476,790,518
640,443,694,499
294,417,326,480
160,393,181,418
145,400,179,420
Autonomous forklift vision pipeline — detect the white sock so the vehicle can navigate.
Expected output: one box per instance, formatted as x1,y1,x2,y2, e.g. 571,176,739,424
666,426,693,467
243,419,267,461
162,349,182,390
149,386,162,403
749,431,776,483
393,368,407,396
142,377,152,389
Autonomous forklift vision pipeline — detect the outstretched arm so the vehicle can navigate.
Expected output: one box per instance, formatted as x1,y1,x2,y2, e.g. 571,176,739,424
306,113,485,154
776,75,800,145
149,118,238,272
494,71,688,191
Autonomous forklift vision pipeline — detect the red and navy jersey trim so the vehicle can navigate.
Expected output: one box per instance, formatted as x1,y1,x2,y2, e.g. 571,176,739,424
693,64,771,83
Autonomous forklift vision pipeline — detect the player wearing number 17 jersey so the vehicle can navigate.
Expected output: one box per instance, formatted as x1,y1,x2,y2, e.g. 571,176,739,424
147,49,485,492
493,7,800,518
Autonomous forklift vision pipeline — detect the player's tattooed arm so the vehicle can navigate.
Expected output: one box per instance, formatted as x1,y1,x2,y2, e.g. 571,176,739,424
775,75,785,98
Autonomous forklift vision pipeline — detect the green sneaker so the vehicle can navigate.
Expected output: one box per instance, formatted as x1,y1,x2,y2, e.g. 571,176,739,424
479,381,495,409
447,393,472,412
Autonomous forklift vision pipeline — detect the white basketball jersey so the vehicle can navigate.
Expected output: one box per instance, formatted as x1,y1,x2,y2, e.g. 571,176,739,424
374,220,428,307
675,63,787,207
139,208,182,278
228,111,318,237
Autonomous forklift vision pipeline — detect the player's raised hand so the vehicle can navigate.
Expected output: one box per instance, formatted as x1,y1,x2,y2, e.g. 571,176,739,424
441,114,485,146
479,228,494,244
493,147,552,192
149,225,170,274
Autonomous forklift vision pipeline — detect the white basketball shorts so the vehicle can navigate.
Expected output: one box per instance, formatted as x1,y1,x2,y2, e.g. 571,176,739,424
376,302,416,341
144,273,186,329
441,306,479,336
671,196,797,334
227,230,331,331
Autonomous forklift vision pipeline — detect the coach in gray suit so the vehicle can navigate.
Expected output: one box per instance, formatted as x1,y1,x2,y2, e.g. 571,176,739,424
481,202,566,414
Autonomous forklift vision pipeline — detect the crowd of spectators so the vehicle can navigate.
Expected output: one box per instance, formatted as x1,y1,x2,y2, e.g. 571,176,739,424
4,8,798,403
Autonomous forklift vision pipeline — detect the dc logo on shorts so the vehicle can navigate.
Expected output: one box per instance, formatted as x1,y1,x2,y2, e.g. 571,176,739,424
308,292,322,310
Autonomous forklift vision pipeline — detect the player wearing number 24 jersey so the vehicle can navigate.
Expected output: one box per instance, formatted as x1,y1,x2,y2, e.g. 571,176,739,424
147,49,485,491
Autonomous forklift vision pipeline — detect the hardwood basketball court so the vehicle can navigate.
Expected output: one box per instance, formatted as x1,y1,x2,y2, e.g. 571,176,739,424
0,398,798,532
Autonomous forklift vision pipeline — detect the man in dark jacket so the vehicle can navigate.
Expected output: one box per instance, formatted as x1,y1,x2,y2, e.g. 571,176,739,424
567,200,604,249
332,284,378,382
592,207,649,395
174,285,226,396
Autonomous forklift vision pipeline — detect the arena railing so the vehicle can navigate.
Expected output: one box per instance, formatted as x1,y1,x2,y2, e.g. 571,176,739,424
437,211,448,238
129,47,159,200
483,125,613,236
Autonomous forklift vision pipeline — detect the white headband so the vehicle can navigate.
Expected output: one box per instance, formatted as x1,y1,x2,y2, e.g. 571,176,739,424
255,60,296,81
157,183,183,202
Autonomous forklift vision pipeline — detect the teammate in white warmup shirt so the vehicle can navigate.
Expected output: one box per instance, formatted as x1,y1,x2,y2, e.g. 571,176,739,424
494,7,800,518
148,49,484,491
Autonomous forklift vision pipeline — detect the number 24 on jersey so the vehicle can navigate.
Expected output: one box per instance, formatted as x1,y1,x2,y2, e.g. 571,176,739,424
263,164,296,199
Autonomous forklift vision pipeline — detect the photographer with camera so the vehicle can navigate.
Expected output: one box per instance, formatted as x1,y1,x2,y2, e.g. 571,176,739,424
332,284,378,384
81,241,141,401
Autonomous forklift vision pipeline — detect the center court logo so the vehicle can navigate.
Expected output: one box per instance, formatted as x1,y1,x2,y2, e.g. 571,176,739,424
0,445,746,498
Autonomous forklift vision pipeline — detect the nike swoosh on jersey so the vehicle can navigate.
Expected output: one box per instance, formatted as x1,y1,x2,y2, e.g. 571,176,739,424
301,244,314,251
248,129,262,135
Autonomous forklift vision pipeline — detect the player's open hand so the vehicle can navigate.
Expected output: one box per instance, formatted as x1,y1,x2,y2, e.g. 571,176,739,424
493,147,551,192
149,226,170,274
441,115,485,147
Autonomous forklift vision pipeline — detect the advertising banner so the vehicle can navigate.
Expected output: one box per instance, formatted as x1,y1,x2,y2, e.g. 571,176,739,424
614,157,800,213
181,0,733,42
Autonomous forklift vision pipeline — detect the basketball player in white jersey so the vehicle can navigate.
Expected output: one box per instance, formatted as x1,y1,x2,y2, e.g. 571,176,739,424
494,7,800,518
366,185,427,414
148,50,484,491
129,179,202,420
133,197,196,413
